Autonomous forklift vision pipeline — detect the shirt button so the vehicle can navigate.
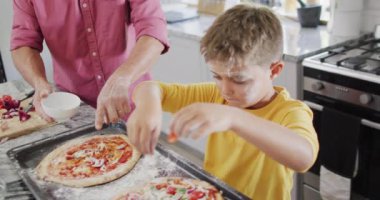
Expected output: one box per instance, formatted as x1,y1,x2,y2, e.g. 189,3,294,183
87,28,92,32
96,75,102,80
82,3,88,8
92,52,97,57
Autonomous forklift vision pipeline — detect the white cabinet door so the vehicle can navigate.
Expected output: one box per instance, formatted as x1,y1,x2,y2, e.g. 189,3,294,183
152,35,208,155
152,35,203,83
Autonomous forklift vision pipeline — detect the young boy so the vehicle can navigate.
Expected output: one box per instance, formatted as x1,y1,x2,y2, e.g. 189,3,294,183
127,4,319,200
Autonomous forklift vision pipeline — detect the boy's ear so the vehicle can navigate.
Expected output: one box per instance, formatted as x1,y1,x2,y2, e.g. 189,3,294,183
269,61,284,80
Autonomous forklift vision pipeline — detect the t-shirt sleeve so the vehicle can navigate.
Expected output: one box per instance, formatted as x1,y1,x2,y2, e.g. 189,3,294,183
158,82,220,113
281,103,319,164
11,0,44,52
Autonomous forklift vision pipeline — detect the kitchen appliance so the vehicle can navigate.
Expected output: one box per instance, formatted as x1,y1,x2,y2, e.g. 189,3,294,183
328,0,364,38
300,35,380,200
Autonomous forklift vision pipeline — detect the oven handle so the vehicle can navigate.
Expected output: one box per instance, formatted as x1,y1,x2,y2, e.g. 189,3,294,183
304,100,380,131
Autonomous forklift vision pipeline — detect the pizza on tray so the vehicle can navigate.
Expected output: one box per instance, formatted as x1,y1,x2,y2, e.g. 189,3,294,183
36,134,141,187
114,177,224,200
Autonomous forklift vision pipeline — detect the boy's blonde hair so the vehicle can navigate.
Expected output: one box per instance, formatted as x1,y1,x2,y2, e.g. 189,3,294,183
200,4,283,68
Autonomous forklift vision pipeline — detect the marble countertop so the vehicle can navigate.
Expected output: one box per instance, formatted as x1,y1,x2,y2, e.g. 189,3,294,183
165,6,364,62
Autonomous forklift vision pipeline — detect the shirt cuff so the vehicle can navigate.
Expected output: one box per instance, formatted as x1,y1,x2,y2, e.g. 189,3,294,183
135,19,170,54
10,30,43,52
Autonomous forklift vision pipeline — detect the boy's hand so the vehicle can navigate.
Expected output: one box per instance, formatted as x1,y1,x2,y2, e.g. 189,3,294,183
126,104,162,155
170,103,234,139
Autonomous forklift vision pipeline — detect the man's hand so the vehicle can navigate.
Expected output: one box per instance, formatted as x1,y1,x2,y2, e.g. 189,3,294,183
170,103,234,139
33,81,54,122
95,36,164,130
95,75,131,130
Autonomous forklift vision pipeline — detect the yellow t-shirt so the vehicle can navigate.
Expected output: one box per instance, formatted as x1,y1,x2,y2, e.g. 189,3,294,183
159,82,319,200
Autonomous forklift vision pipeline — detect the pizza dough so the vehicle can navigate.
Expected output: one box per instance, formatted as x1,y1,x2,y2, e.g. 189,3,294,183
114,177,224,200
36,134,141,187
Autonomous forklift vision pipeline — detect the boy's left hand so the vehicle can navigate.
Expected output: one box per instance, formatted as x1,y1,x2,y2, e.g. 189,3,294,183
170,103,234,139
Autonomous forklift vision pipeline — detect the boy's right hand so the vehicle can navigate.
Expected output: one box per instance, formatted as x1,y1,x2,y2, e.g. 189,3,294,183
126,104,162,155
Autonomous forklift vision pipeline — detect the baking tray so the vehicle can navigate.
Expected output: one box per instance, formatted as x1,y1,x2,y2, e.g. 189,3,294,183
7,123,250,200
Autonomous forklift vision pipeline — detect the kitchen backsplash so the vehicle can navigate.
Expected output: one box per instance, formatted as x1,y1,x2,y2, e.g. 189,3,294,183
362,0,380,32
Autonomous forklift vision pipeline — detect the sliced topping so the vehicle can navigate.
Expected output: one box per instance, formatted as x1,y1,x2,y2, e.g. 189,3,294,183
116,144,126,150
18,110,31,122
166,186,176,195
90,158,105,168
118,151,132,163
73,150,87,158
208,189,218,199
155,183,168,190
66,148,77,155
167,131,178,143
1,95,33,122
189,190,206,200
100,164,107,172
177,188,187,195
97,142,107,151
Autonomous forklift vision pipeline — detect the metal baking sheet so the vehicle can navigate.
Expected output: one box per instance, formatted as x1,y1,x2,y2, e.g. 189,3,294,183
7,123,250,200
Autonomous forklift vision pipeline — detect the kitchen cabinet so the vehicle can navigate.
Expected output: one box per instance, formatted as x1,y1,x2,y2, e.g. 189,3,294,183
152,35,205,83
152,35,208,154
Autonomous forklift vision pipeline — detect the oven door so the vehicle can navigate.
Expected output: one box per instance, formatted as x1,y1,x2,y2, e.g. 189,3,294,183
304,100,380,199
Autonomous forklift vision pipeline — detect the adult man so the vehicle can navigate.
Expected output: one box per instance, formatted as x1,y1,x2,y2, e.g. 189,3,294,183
11,0,169,129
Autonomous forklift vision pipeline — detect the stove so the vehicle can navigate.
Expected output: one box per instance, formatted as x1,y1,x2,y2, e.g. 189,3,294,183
303,38,380,84
300,36,380,200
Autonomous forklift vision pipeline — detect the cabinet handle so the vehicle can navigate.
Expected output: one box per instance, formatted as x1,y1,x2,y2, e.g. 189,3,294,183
303,101,380,131
304,100,323,111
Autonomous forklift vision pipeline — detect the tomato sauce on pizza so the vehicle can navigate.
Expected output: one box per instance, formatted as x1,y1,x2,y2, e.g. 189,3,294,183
55,136,132,178
37,134,141,187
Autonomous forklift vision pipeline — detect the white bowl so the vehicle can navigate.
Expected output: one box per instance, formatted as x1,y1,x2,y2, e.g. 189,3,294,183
42,92,81,121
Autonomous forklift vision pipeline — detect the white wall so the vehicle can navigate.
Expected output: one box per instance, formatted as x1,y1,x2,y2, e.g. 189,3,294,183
0,0,53,82
361,0,380,32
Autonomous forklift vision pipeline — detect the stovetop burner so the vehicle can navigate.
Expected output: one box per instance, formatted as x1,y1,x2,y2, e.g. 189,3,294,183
313,40,380,75
340,57,367,70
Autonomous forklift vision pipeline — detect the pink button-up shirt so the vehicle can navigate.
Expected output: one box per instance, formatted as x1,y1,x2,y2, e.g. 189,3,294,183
11,0,169,107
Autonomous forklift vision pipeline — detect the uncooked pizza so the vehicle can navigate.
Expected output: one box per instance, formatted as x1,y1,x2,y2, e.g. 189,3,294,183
114,177,224,200
36,134,141,187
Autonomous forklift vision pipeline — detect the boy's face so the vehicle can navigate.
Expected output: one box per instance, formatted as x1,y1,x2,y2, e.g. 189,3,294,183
209,60,276,109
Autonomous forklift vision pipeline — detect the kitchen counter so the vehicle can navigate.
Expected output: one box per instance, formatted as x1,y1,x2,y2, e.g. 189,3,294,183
165,6,368,62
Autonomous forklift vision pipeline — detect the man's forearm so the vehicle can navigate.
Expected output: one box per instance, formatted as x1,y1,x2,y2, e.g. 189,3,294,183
114,36,165,82
11,47,48,88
